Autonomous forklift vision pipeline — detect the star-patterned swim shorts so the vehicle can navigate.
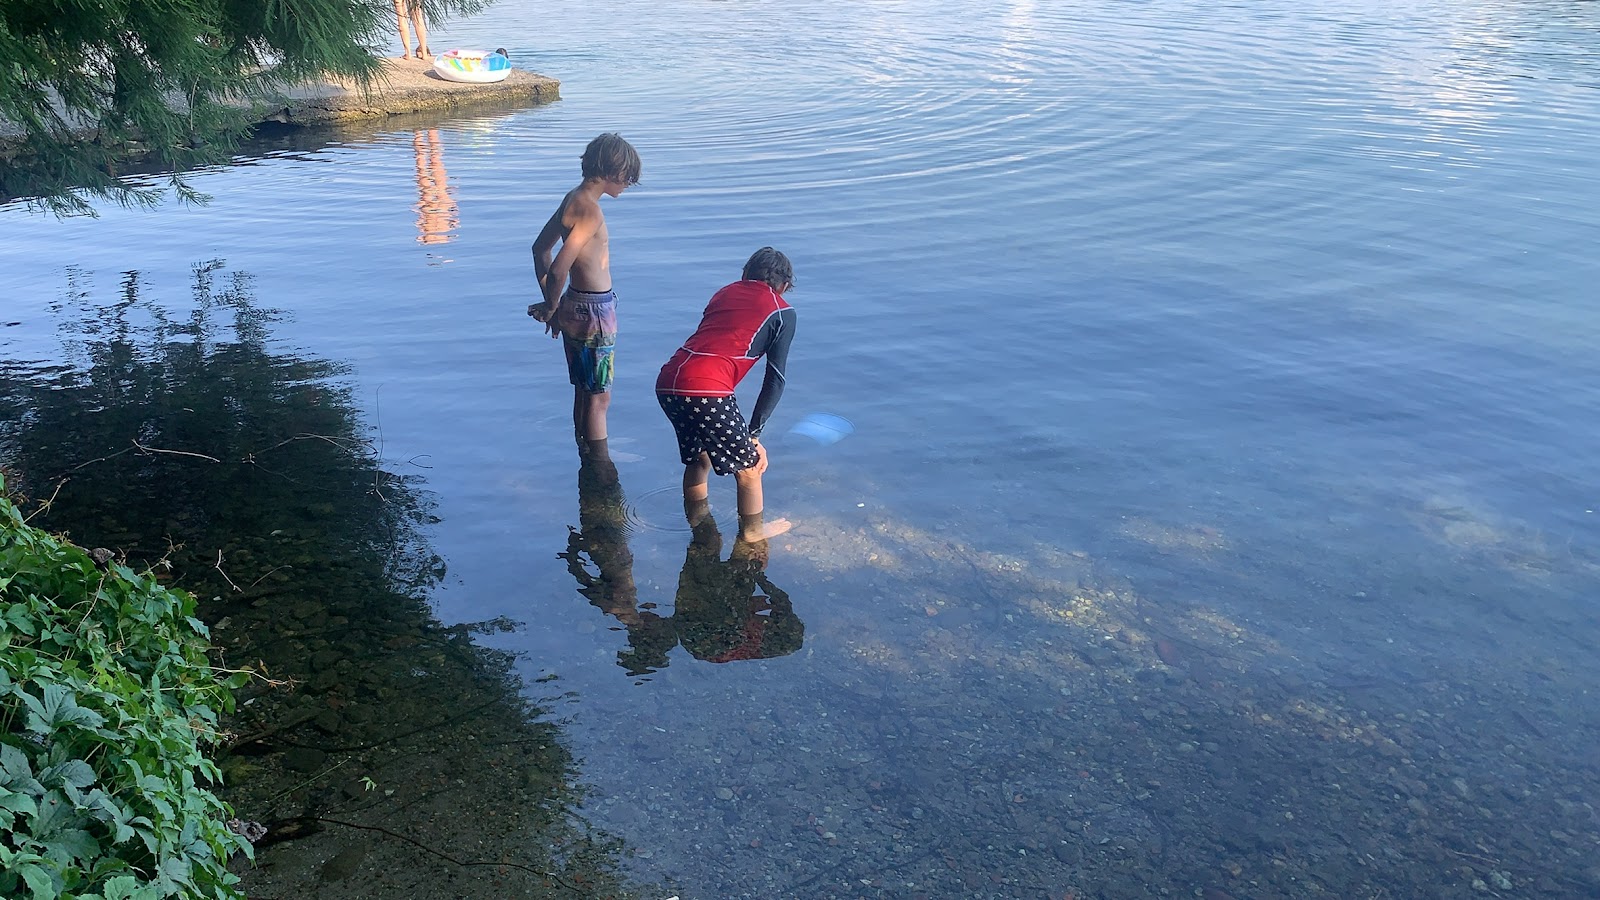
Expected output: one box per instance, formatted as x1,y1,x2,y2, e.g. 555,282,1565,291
657,393,760,475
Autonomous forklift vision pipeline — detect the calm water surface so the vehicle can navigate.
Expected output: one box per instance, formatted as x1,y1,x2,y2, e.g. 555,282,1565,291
4,0,1600,896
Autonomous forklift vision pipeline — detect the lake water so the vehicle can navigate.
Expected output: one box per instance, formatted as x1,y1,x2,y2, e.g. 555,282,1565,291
3,0,1600,897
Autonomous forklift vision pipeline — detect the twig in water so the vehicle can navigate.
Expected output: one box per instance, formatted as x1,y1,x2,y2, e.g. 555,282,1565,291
1447,847,1500,866
313,817,586,894
242,460,303,486
226,705,320,752
251,432,368,456
288,698,500,754
264,757,350,804
215,549,242,592
69,445,134,472
132,439,220,463
248,565,295,587
372,385,388,502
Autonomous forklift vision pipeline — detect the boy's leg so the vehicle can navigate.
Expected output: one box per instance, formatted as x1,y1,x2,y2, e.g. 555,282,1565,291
732,465,764,518
683,452,711,504
558,291,616,444
733,463,791,540
571,387,583,446
576,389,610,443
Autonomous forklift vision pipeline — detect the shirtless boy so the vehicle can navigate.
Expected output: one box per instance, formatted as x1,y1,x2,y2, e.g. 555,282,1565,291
529,133,641,448
656,247,797,542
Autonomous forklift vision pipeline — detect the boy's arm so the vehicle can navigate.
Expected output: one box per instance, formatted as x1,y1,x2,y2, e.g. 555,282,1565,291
531,212,559,289
531,207,602,336
746,308,797,438
528,209,565,333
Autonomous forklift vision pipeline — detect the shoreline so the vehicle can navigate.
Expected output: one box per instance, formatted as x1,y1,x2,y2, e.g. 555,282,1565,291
253,57,560,127
0,58,559,148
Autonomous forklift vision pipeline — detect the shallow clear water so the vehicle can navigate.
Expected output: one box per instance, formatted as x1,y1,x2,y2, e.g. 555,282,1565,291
4,0,1600,896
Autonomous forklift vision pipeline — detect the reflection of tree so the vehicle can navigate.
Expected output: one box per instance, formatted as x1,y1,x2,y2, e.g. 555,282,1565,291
413,128,458,247
560,449,803,678
0,263,643,899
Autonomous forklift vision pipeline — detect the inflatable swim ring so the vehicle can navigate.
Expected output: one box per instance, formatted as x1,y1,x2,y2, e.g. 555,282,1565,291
433,48,512,84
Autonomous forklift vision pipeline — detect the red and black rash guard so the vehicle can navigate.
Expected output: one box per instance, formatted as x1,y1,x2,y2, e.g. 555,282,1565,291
655,280,797,437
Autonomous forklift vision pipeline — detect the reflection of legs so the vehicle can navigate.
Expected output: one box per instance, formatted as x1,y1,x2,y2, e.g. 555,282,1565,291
413,130,456,245
573,387,610,444
572,439,638,623
583,437,614,467
684,495,711,528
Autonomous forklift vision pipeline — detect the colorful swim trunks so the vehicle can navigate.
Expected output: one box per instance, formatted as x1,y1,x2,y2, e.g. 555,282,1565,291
657,393,760,476
557,288,617,393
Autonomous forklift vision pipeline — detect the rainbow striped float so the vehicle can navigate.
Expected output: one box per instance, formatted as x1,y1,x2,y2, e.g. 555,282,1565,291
432,48,512,84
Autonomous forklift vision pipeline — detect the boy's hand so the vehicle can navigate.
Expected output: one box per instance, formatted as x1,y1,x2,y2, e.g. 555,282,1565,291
752,438,770,475
527,302,561,337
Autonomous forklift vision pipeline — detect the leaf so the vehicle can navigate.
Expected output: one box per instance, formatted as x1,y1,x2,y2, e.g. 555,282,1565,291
45,827,100,864
18,863,55,900
22,683,107,734
1,742,35,780
100,875,142,900
41,759,96,790
29,790,75,838
2,603,36,636
0,790,40,819
157,853,194,889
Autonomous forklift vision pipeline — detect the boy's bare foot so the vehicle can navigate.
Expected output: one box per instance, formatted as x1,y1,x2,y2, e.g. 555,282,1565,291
740,517,792,542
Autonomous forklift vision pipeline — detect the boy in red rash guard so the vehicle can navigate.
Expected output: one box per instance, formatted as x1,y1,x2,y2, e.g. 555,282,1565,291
656,248,797,542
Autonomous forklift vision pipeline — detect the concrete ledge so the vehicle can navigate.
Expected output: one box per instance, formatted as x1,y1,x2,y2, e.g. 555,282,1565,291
254,58,560,126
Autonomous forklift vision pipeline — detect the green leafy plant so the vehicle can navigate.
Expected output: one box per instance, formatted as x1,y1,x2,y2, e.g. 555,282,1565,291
1,477,250,900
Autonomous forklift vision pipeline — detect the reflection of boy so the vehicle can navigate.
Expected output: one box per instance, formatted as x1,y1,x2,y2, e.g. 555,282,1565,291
412,129,457,246
558,441,676,677
559,441,638,624
656,247,796,542
672,505,803,664
530,134,641,445
564,488,804,676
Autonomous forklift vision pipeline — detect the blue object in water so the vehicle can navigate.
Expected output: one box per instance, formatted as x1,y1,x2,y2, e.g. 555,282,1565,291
786,412,854,445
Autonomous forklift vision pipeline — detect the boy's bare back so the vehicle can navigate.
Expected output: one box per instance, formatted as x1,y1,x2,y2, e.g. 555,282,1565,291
530,134,640,329
535,186,611,295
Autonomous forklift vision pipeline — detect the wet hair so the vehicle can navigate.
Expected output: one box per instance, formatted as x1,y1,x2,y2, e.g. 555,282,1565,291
581,133,641,185
741,247,793,292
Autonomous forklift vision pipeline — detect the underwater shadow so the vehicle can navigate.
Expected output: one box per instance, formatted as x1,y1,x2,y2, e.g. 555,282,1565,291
0,261,649,899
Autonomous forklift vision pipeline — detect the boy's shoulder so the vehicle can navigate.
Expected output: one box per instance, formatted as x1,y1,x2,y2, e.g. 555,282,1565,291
714,280,788,308
558,187,605,222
